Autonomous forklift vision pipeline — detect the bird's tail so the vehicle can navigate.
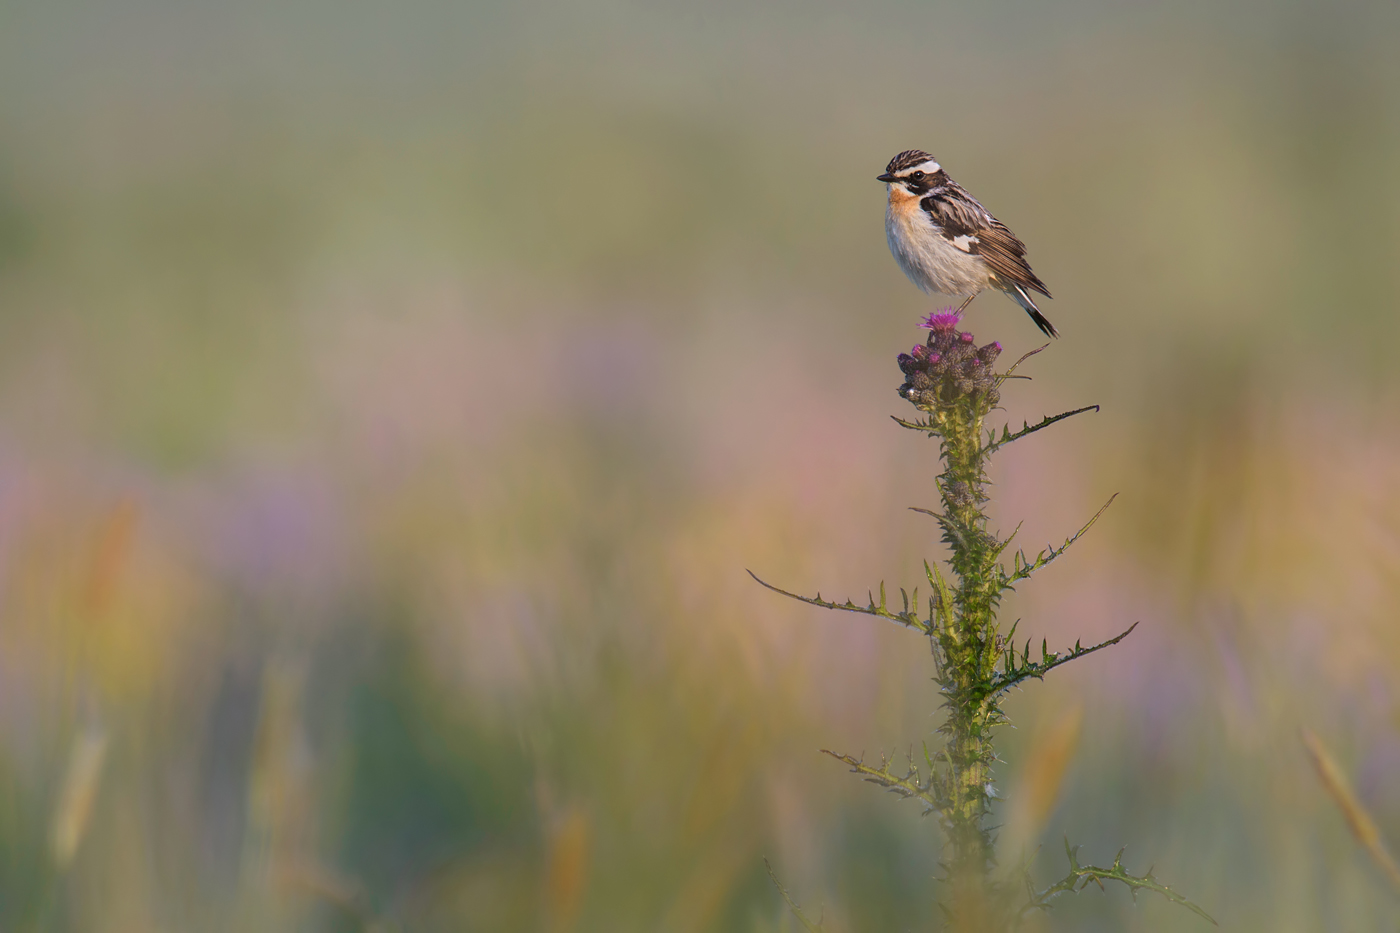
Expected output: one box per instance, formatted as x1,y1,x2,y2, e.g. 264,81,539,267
1008,283,1059,339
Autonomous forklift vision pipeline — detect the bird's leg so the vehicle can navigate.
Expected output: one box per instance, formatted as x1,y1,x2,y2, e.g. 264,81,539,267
955,293,977,314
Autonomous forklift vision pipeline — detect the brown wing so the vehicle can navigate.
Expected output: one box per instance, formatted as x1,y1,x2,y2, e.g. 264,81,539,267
921,193,986,241
920,190,1053,298
974,219,1051,298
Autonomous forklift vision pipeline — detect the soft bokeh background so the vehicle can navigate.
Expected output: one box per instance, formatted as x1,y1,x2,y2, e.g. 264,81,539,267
1,0,1399,929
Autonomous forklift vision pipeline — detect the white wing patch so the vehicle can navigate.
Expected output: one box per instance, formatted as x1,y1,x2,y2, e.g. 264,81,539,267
950,234,979,253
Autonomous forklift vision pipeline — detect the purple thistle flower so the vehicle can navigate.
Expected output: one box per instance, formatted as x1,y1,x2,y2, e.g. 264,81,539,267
920,310,963,331
900,310,1003,408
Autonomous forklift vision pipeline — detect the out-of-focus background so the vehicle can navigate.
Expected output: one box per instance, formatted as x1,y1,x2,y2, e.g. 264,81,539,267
1,0,1398,929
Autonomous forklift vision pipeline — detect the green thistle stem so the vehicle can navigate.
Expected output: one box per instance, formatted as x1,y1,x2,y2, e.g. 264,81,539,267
925,370,1001,926
758,314,1212,931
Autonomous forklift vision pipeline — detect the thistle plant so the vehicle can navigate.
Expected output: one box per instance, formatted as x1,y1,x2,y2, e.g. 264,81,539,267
754,311,1213,931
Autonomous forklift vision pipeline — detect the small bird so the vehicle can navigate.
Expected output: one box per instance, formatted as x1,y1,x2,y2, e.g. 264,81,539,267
879,149,1057,338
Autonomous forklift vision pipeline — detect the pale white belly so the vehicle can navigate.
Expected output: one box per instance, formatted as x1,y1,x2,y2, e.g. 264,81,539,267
886,205,991,298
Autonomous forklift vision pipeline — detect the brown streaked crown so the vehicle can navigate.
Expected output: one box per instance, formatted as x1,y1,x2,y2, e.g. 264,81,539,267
886,149,935,174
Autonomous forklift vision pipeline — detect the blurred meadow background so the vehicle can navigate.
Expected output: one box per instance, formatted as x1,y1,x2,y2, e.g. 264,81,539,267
1,0,1400,929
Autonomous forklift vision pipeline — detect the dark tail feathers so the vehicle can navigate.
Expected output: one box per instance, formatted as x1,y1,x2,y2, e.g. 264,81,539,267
1009,284,1059,339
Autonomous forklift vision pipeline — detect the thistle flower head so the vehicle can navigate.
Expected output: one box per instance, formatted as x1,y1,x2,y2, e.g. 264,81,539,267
921,310,963,331
897,315,1003,410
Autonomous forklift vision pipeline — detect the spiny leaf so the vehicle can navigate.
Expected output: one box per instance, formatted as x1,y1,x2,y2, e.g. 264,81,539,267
997,344,1050,383
821,749,947,815
1005,494,1118,584
991,623,1139,696
924,560,956,634
892,414,940,434
983,406,1100,456
1021,842,1216,925
990,521,1025,560
748,570,928,633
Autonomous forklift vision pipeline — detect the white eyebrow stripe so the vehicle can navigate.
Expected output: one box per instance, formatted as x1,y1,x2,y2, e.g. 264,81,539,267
901,159,940,175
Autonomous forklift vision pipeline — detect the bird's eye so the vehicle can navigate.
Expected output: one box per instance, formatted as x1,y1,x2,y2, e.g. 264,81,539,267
910,171,925,180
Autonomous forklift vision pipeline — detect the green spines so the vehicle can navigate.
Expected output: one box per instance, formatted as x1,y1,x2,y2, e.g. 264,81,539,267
1019,840,1218,926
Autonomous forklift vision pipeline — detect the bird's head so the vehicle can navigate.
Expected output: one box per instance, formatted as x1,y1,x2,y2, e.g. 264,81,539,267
878,150,944,196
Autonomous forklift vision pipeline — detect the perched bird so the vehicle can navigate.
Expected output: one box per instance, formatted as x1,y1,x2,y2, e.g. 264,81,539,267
879,149,1057,338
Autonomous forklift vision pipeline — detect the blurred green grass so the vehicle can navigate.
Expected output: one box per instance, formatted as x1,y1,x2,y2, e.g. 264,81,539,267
1,0,1400,929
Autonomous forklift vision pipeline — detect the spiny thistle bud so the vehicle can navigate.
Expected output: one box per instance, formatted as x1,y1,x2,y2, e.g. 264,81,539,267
897,310,1002,409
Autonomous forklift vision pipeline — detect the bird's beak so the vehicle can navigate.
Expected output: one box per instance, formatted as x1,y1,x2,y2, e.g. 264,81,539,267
876,172,896,183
